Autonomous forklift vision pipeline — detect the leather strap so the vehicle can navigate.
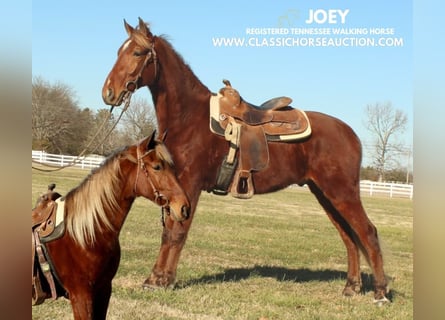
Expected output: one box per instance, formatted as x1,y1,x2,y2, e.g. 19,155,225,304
33,229,57,302
32,231,46,305
224,117,241,164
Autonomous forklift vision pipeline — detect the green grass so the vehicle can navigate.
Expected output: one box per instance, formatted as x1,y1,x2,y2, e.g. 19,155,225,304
32,168,413,319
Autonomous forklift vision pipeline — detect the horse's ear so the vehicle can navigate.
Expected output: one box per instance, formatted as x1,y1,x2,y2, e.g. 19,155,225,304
124,19,134,36
138,17,151,36
159,129,168,142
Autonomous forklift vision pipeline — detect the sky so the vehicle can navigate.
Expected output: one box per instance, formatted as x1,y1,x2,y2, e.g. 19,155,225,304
32,0,413,166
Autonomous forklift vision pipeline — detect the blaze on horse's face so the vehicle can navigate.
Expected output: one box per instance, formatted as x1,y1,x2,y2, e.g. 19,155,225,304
102,18,156,106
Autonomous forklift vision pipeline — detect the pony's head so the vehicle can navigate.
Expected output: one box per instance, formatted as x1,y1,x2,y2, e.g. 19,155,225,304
102,17,157,106
126,132,190,223
65,131,190,248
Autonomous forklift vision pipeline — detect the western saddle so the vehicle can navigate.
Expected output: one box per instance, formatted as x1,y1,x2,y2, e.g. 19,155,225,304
210,80,312,199
32,184,65,305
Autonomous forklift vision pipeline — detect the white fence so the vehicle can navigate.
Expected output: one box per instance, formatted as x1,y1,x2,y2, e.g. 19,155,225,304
32,150,105,169
360,180,413,199
32,150,413,199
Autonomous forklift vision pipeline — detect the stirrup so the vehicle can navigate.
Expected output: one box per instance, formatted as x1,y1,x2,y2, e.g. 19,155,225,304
230,170,254,199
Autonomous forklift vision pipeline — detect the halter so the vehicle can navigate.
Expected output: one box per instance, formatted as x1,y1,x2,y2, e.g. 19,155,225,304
134,145,171,226
125,39,158,92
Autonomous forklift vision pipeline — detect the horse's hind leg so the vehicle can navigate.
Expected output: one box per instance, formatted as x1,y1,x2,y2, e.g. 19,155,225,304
309,181,389,302
308,182,362,296
339,199,388,302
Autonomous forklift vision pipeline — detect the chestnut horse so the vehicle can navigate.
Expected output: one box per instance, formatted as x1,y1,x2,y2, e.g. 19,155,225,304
32,133,190,319
102,18,389,303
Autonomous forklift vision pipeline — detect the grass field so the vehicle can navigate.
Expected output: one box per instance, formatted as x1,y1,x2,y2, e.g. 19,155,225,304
32,167,413,319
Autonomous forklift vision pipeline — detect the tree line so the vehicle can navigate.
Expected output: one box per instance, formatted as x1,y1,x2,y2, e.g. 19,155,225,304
32,77,411,183
32,76,157,156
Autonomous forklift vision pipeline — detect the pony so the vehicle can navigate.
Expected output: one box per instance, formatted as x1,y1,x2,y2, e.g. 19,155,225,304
32,133,190,319
102,18,389,303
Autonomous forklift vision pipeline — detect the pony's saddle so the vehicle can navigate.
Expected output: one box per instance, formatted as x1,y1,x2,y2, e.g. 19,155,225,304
210,80,312,199
32,184,65,306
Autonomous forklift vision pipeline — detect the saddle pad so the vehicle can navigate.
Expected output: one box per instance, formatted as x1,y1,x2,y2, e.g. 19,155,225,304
210,93,225,135
40,198,66,243
54,198,65,227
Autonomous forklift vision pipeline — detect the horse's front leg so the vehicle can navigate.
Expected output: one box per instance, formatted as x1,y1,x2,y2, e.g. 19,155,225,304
143,218,190,288
143,197,199,289
70,291,94,320
69,282,112,320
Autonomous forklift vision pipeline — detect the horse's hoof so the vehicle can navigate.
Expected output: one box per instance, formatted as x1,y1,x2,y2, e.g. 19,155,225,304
342,286,360,297
342,282,361,297
142,276,176,290
142,283,158,291
373,296,390,306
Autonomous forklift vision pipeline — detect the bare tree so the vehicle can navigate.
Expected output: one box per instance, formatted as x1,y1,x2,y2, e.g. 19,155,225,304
32,77,79,153
120,96,157,142
32,77,158,156
364,102,408,181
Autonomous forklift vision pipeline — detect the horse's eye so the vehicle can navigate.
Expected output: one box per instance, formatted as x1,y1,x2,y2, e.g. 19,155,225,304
133,49,149,57
152,164,162,171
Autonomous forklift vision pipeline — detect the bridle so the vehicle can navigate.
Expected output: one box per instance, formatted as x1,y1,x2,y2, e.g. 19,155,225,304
134,144,171,226
125,38,158,93
134,146,169,206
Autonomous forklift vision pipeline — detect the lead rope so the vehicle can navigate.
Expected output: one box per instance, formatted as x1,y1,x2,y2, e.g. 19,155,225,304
32,97,131,172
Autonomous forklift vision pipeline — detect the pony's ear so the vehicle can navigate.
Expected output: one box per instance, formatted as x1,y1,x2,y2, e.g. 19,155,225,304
124,19,134,36
145,130,157,151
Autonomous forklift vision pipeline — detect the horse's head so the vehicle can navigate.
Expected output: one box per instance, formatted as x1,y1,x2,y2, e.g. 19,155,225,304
126,132,190,222
102,17,157,106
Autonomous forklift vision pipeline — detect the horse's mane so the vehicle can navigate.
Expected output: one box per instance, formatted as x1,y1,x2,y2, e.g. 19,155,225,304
132,23,208,92
64,147,125,248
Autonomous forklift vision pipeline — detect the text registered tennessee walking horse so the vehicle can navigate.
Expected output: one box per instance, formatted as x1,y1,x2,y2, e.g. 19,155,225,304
102,18,389,303
32,133,190,320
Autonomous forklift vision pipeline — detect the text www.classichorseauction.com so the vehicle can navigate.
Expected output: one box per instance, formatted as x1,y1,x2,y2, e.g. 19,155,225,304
212,8,404,48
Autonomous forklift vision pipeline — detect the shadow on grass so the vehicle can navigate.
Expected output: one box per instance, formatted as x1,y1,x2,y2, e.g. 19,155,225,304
178,265,377,294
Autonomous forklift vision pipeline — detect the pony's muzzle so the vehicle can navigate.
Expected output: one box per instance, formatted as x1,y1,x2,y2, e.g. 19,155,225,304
168,203,190,222
181,205,190,220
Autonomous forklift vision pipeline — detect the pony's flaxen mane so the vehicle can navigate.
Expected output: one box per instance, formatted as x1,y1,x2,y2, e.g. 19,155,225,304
64,148,125,248
63,140,173,248
153,142,174,166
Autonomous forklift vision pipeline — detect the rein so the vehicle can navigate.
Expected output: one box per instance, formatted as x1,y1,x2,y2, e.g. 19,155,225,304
134,144,170,226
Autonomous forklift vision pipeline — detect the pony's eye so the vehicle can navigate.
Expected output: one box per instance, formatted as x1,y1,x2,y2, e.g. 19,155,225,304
152,164,162,171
